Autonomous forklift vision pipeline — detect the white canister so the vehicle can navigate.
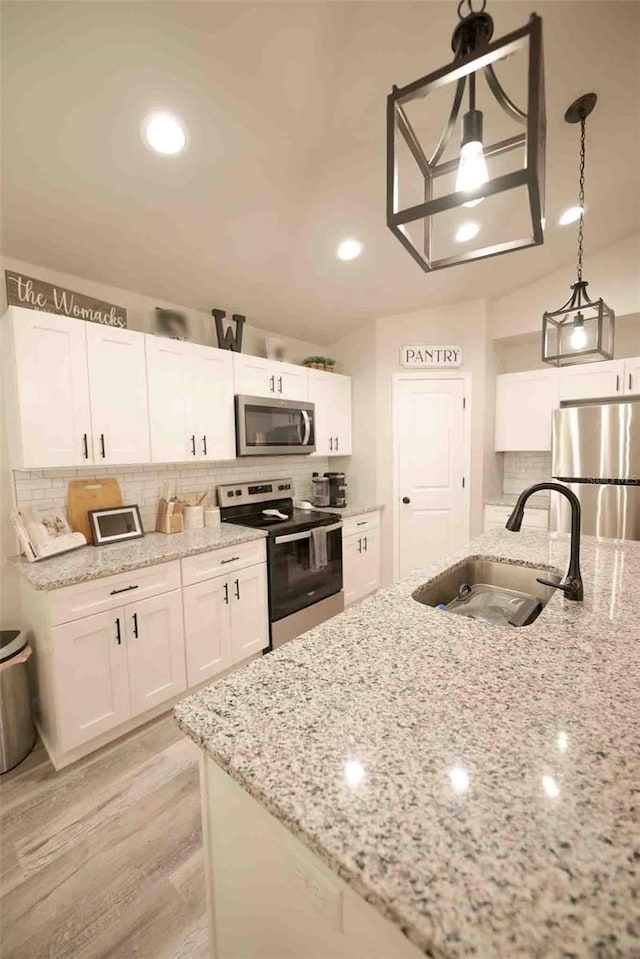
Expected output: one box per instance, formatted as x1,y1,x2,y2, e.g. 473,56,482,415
183,505,205,530
204,507,221,528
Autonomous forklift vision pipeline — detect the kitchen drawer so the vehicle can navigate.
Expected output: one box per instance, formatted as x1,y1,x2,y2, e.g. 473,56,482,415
48,560,181,626
181,539,266,587
342,511,380,539
484,505,549,530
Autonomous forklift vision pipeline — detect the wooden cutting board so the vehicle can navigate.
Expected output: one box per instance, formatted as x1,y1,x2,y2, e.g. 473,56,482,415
67,478,123,544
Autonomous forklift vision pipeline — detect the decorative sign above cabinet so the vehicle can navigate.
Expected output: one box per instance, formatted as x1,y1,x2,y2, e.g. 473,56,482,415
400,345,464,368
212,307,245,352
5,271,127,327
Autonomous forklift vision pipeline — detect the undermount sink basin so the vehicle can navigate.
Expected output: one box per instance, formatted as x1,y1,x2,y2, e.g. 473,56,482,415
412,558,562,628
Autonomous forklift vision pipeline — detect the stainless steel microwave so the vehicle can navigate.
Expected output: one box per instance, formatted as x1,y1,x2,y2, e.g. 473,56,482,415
235,395,316,456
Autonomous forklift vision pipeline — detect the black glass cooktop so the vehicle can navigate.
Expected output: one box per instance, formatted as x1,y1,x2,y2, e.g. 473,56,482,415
221,499,339,536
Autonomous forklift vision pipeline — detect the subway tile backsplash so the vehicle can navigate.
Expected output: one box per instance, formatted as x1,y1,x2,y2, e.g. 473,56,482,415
12,458,329,531
502,451,553,494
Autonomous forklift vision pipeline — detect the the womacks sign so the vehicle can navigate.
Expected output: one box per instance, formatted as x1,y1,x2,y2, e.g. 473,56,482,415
400,345,463,368
5,271,127,327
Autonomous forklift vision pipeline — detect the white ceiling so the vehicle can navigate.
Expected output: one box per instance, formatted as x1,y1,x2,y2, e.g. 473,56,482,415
2,1,639,343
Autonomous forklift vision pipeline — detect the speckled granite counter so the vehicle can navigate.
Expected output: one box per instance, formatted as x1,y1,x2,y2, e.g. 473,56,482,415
12,524,267,591
317,503,383,519
175,529,640,958
484,493,550,510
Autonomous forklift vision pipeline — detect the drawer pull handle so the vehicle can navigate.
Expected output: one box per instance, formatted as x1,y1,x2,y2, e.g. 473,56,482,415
132,612,139,638
221,556,240,565
110,584,139,595
356,521,367,526
115,617,122,646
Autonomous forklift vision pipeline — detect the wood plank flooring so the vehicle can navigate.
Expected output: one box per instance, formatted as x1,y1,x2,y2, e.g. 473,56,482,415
0,714,209,959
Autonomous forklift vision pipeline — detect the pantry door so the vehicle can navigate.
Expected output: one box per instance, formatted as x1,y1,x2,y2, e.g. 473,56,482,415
394,375,470,580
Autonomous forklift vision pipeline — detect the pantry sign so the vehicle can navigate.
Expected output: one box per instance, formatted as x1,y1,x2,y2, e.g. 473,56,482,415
5,271,127,327
400,345,463,368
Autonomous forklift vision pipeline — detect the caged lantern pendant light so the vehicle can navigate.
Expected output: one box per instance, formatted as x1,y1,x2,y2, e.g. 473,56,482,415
542,94,615,366
386,0,545,272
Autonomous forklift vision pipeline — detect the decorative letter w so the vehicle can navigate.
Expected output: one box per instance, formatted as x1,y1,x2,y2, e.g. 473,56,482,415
212,308,245,352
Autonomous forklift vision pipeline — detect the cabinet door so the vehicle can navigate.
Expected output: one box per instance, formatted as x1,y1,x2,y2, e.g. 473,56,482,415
270,362,308,400
359,528,381,598
229,565,269,663
233,354,271,397
624,357,640,395
125,589,186,717
146,335,193,462
342,534,364,606
308,370,352,456
191,343,235,460
495,370,558,451
86,324,150,465
7,308,91,468
51,608,130,751
558,359,625,402
183,576,232,686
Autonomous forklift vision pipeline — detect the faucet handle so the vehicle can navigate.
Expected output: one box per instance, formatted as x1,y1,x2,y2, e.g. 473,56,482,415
536,576,567,592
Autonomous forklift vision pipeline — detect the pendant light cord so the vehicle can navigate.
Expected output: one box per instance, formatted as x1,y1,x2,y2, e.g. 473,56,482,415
577,117,586,283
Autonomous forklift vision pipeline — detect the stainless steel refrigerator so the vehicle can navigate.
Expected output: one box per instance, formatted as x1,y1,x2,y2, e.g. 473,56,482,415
551,399,640,541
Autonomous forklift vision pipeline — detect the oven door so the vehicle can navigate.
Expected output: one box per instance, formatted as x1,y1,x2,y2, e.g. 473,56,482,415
236,395,316,456
268,523,342,622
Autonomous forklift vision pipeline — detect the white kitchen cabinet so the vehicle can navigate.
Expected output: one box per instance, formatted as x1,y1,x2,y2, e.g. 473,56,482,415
233,354,308,400
190,343,235,460
308,370,352,456
2,306,92,468
86,323,150,465
483,504,549,533
495,370,559,451
51,609,131,752
146,336,235,463
183,560,269,686
558,359,625,402
342,513,381,607
126,590,186,717
624,357,640,395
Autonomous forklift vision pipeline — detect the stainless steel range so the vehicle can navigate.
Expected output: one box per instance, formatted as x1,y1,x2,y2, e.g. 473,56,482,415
218,478,344,649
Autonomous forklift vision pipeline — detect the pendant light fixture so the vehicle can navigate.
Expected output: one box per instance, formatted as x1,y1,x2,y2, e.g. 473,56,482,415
387,0,545,272
542,94,615,366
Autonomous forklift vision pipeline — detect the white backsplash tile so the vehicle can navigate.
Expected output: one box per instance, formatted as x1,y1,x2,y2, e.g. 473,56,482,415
502,452,553,494
13,457,329,531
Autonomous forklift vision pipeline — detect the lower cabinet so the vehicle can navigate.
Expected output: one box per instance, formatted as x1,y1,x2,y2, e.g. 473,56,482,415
183,562,269,687
483,504,549,533
342,513,381,607
51,589,186,752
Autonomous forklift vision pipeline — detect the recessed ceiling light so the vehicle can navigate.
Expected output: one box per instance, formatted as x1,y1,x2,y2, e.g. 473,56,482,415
143,112,186,156
336,238,363,261
455,222,480,244
558,205,583,226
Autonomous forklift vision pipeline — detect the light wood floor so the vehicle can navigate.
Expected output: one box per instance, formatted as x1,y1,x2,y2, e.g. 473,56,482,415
0,714,209,959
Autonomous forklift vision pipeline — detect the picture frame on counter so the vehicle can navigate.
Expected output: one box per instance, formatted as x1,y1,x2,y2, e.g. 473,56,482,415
88,505,145,547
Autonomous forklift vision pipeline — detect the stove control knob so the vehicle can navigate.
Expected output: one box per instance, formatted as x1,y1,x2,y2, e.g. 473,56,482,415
227,491,234,498
235,489,241,495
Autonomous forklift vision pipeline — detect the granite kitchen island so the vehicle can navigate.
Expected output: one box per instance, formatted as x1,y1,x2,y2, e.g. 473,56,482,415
175,529,640,959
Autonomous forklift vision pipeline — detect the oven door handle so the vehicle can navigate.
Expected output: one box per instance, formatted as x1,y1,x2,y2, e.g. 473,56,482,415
274,521,342,545
300,409,311,446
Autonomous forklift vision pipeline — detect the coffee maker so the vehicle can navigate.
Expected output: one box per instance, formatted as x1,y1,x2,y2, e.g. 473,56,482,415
324,472,347,508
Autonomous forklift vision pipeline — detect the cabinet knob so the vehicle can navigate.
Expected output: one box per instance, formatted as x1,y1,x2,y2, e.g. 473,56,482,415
402,496,411,504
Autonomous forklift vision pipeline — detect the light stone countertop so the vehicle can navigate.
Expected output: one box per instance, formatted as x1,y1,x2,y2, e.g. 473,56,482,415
175,529,640,959
314,503,383,519
11,524,268,591
484,493,550,510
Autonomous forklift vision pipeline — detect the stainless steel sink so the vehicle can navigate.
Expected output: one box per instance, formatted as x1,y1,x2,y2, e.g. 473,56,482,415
412,558,562,628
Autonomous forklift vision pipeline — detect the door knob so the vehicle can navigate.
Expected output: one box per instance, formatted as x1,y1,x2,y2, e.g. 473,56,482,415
402,496,411,504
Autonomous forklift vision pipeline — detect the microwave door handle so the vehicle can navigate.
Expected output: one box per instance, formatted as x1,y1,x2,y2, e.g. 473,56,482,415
301,409,311,446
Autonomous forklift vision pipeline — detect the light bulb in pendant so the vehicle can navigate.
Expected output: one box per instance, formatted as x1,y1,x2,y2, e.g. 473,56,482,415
456,110,488,208
570,314,587,350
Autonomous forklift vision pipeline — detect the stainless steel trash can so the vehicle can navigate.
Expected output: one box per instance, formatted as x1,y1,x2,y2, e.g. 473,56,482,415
0,630,36,774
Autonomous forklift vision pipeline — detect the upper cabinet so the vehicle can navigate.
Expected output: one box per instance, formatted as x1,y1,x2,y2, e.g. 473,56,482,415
233,354,308,400
146,336,235,463
624,357,640,396
558,358,626,402
308,370,352,456
495,370,559,452
85,323,150,465
3,307,89,469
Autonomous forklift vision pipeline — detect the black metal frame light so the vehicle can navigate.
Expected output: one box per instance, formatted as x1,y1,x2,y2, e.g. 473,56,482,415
542,93,615,367
386,0,545,272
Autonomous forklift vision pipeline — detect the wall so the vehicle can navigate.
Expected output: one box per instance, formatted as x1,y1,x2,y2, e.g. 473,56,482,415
0,256,325,630
331,298,501,586
491,232,640,340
